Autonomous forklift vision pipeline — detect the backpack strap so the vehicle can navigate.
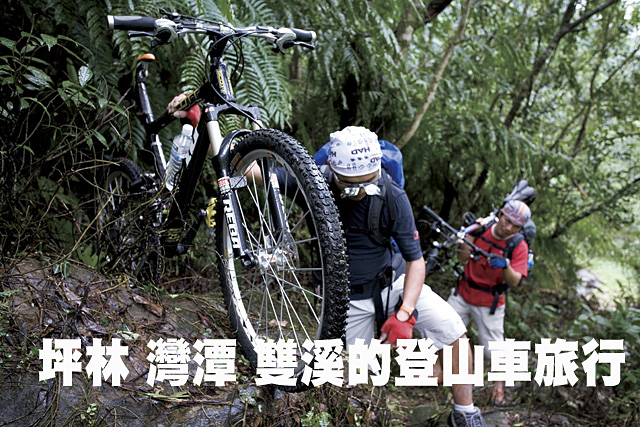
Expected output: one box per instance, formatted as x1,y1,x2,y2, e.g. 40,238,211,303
468,221,493,239
366,169,396,249
459,224,521,316
503,232,525,260
372,264,394,337
362,169,399,337
462,274,509,315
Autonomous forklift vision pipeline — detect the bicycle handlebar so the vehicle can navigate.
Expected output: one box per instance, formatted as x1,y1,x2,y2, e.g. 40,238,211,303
288,28,315,43
107,14,316,51
421,206,496,260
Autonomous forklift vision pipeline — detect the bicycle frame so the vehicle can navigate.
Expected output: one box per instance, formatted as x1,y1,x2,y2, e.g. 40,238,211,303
131,34,287,265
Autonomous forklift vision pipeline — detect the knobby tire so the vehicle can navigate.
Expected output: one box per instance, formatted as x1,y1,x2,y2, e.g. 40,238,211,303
216,129,349,392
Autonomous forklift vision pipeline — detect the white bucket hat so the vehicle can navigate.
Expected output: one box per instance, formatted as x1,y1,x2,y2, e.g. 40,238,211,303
328,126,382,177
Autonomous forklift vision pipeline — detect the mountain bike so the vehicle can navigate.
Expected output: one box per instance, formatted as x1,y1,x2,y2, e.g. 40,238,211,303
101,10,349,390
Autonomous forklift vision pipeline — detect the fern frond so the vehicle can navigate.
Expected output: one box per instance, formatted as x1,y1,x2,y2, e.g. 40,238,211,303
186,0,232,23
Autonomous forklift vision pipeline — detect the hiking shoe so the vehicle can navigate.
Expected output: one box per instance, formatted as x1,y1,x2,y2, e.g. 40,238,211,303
446,406,486,427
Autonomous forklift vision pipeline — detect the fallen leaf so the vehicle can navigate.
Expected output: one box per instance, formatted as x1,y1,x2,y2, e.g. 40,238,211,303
132,294,164,317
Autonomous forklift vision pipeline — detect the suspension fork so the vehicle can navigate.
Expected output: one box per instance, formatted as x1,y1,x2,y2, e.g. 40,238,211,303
206,104,254,267
206,111,287,267
210,53,288,235
261,155,288,234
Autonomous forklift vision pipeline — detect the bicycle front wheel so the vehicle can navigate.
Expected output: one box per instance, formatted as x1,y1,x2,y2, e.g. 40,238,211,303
216,129,349,390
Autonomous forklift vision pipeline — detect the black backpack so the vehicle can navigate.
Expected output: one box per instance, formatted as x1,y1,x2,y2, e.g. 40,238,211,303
324,167,403,335
322,166,399,251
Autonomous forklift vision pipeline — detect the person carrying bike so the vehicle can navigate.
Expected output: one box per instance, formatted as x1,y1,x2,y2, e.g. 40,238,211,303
324,126,486,427
169,95,485,425
447,199,531,405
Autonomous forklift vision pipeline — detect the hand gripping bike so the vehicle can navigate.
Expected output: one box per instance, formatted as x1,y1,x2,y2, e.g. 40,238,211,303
102,11,349,390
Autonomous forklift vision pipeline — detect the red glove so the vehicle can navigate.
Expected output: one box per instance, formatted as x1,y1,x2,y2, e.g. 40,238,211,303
380,311,417,345
184,104,201,128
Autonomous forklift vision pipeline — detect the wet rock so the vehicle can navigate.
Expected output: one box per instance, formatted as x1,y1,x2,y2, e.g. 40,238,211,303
409,404,437,426
576,268,602,297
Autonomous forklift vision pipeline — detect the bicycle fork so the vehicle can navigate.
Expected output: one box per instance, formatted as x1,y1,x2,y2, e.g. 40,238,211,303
205,108,289,268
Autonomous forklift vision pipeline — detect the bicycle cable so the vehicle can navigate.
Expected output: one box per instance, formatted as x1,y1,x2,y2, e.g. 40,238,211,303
206,27,291,129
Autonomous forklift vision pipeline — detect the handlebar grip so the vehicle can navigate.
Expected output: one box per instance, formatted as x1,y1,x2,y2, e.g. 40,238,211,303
289,28,316,43
108,15,157,31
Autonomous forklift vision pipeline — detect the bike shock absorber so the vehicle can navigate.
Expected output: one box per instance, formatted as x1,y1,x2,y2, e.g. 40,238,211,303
218,176,254,267
260,157,288,233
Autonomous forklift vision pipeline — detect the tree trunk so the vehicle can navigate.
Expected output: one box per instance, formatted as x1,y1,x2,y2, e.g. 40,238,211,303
396,0,473,149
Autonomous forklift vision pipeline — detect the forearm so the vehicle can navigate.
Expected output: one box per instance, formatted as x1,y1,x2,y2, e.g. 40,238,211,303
398,258,425,320
379,256,423,344
502,265,523,287
457,244,471,263
457,235,475,263
244,160,263,185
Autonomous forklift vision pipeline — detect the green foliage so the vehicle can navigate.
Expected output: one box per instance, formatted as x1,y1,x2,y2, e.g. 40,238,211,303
505,290,565,344
2,0,637,286
1,0,640,424
567,301,640,424
0,0,305,266
0,28,124,260
301,409,332,427
570,301,640,385
0,289,18,368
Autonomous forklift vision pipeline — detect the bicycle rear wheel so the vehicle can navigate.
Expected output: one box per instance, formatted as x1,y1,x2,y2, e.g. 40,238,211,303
94,158,163,282
216,129,349,391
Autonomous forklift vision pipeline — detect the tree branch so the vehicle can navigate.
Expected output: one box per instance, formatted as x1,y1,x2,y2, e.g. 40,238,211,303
551,175,640,238
564,0,620,34
422,0,455,24
550,31,639,154
397,0,455,63
396,0,473,149
549,106,586,152
504,0,620,129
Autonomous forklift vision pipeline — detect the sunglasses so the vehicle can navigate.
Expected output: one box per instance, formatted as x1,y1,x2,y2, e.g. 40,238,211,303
332,172,381,198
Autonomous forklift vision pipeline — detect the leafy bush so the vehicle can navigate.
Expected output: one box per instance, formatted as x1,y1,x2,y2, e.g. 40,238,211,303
0,31,126,264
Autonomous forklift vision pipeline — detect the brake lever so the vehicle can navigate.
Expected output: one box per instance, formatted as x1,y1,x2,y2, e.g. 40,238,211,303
272,41,315,54
128,31,155,39
296,42,314,50
161,10,178,19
